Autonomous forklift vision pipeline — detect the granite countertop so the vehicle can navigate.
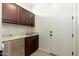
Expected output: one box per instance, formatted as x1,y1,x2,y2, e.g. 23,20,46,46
2,33,39,42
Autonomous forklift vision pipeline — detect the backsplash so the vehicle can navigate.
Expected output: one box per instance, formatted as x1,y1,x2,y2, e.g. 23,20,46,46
2,23,34,36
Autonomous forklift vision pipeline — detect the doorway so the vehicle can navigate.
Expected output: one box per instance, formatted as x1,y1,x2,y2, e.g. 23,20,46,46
49,3,73,56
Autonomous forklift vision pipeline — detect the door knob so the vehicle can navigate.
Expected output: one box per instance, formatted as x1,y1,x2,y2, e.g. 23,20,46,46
50,34,52,36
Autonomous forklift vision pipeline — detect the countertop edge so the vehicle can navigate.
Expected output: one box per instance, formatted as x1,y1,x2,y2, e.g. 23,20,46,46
2,34,39,42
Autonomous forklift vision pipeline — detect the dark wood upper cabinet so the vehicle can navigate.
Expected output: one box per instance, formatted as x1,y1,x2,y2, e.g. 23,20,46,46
2,3,19,24
28,11,35,26
20,7,28,25
2,3,35,26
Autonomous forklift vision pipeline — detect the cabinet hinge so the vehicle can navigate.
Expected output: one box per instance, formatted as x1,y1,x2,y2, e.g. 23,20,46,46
72,34,74,38
72,16,74,20
72,51,74,56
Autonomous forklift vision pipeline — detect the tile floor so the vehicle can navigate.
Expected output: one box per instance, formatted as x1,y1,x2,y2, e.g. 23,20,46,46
31,49,52,56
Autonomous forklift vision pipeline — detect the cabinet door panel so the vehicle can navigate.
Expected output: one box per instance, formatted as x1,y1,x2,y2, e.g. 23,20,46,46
27,39,34,55
25,37,34,56
2,3,19,24
33,36,39,51
34,36,39,50
25,35,39,56
28,11,35,26
20,8,28,25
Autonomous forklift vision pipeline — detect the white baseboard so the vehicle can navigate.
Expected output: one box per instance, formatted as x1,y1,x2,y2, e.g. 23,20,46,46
38,48,57,56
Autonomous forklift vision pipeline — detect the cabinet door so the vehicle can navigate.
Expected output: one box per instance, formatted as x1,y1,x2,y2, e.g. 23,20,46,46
28,11,35,26
34,35,39,51
2,3,19,24
31,36,38,51
20,8,28,25
25,37,34,56
25,35,39,56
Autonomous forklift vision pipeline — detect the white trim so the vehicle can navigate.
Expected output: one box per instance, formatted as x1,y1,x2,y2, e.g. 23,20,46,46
72,3,77,56
76,3,79,56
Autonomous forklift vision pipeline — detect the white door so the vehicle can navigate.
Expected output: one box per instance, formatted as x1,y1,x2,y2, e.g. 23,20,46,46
49,3,73,56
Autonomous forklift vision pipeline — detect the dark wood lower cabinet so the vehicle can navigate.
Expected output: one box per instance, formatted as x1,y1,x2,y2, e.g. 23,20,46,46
25,35,39,56
0,50,2,56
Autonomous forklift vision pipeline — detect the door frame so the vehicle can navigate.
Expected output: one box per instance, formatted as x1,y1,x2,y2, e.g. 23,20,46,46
72,3,77,56
48,3,76,56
